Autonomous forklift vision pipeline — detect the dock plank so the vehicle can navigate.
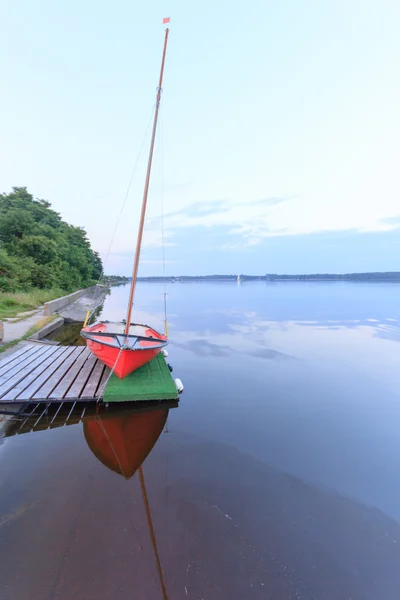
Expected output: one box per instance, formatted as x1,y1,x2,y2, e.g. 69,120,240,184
80,360,106,399
0,343,178,404
17,346,77,401
65,353,97,399
0,346,56,399
96,368,110,399
0,344,45,380
0,344,39,373
51,348,92,399
4,347,70,401
33,347,85,400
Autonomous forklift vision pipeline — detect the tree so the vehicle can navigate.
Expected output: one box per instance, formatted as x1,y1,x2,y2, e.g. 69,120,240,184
0,187,103,292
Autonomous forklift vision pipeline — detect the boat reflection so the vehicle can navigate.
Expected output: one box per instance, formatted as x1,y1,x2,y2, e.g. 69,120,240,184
3,399,177,438
3,401,172,600
83,407,168,479
84,406,170,600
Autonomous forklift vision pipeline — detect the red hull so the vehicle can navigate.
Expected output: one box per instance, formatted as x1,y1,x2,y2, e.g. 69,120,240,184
86,338,162,379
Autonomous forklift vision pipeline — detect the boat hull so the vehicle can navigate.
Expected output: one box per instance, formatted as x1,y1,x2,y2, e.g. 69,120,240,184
85,339,161,379
81,321,168,379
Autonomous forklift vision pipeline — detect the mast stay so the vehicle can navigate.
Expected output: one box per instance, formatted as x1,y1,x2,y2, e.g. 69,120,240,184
124,26,170,336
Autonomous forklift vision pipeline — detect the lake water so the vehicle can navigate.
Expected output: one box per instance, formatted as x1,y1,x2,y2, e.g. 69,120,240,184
1,281,400,599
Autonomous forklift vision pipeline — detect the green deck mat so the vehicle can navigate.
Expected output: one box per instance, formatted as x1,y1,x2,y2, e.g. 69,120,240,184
102,353,178,402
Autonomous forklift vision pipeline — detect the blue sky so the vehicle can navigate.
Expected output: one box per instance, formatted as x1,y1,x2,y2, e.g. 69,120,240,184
1,0,400,275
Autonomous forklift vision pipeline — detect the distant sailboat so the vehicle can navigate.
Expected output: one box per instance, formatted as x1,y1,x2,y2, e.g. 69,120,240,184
81,25,170,379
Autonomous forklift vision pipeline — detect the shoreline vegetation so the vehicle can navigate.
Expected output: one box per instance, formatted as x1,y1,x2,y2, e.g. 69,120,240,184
0,288,65,320
103,275,130,285
0,187,103,319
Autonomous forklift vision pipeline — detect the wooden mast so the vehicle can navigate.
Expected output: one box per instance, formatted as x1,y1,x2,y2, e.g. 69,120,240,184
124,27,170,335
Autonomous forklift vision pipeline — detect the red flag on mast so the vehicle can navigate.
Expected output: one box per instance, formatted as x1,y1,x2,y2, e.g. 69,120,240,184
163,17,170,24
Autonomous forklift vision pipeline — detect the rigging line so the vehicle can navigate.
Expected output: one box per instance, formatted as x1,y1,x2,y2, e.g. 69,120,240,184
84,107,155,324
160,103,169,337
160,102,167,282
96,416,128,479
163,415,170,570
139,466,169,600
97,346,124,398
102,106,156,274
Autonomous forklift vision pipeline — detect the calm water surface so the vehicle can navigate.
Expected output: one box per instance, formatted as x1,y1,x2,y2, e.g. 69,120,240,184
1,281,400,599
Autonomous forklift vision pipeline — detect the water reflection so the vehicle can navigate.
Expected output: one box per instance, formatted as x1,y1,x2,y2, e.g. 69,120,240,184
83,408,168,479
83,407,170,600
2,281,400,599
3,402,172,600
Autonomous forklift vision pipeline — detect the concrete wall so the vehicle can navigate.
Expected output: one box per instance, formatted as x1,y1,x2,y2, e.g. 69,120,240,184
43,286,97,316
28,317,64,340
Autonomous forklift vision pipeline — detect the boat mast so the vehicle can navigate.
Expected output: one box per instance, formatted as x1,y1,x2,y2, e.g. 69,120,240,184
124,27,170,335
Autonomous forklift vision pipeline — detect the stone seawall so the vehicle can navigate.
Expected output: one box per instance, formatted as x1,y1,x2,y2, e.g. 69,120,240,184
43,286,98,316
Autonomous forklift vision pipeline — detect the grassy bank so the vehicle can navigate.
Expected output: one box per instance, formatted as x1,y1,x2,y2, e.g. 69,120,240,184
0,288,65,320
0,315,59,354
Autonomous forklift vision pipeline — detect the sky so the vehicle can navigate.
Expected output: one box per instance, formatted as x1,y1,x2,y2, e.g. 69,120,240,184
1,0,400,276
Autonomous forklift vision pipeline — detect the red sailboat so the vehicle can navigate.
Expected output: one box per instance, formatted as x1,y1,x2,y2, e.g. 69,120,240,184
81,25,170,379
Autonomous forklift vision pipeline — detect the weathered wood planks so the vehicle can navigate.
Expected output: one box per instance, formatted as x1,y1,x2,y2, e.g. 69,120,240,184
0,343,110,403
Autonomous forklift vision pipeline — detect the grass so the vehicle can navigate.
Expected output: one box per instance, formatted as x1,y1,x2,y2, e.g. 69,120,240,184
0,315,59,354
24,316,58,338
0,288,66,320
0,339,20,354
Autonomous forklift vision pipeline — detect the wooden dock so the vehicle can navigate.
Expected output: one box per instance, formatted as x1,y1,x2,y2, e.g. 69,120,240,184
2,400,179,438
0,342,178,404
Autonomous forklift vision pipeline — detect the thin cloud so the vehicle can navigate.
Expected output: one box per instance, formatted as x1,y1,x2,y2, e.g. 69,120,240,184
379,215,400,228
162,196,294,221
164,199,229,220
249,195,298,207
140,259,176,265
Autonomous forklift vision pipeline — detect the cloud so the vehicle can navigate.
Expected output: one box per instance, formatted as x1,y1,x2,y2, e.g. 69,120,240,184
140,259,176,265
221,237,262,251
155,196,295,244
249,196,297,207
163,180,193,193
163,199,230,220
379,215,400,228
151,192,400,254
105,223,400,275
162,196,295,223
141,228,177,249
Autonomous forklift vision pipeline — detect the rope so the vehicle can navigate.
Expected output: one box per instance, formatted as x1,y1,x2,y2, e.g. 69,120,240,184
96,416,128,478
159,103,169,337
86,88,169,391
160,103,167,282
102,108,155,274
84,107,156,327
97,346,125,398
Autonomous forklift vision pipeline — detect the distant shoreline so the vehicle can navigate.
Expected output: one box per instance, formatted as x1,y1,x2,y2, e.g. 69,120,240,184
124,272,400,283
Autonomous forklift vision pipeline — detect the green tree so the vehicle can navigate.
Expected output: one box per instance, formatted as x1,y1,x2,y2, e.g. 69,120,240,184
0,187,102,292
